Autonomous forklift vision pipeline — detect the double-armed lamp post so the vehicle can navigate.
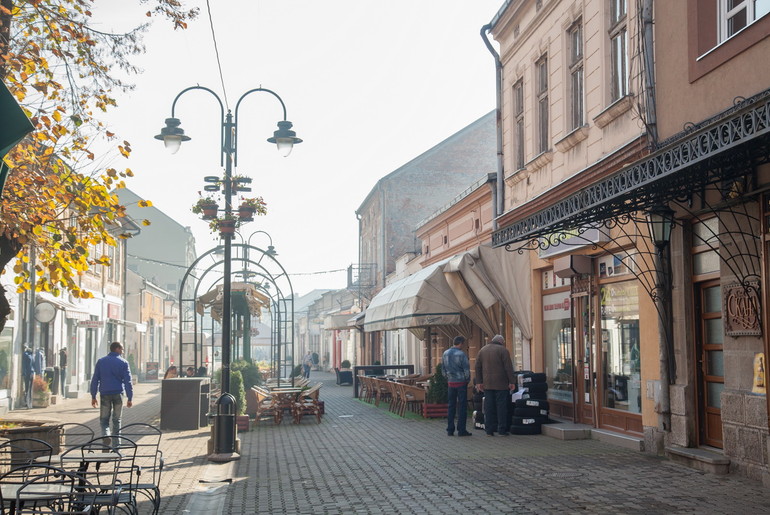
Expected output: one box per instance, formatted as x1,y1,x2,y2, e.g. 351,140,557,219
155,86,301,460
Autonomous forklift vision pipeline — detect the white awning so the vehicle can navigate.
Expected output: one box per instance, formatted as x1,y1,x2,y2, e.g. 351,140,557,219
444,245,532,341
37,292,90,321
323,313,354,331
363,259,463,332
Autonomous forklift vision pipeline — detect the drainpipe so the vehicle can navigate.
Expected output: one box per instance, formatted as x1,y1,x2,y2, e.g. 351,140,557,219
642,0,658,146
481,24,504,229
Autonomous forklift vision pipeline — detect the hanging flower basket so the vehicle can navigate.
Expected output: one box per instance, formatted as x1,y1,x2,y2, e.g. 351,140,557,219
238,204,256,221
218,218,237,237
201,203,219,220
192,196,220,220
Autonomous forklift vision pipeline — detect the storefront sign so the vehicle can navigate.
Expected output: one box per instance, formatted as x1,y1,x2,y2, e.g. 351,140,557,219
78,320,104,328
724,282,761,336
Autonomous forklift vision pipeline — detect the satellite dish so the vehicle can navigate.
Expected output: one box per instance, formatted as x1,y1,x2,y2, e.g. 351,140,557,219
34,302,57,323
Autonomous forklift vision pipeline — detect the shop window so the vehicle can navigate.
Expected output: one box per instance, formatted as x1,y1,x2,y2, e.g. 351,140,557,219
543,291,573,402
599,281,641,413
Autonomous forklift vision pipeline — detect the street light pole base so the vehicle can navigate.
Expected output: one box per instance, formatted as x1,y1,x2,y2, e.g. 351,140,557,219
207,452,241,463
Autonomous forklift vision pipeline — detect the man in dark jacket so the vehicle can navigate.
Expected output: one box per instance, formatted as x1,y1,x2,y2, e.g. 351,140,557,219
442,336,472,437
475,334,515,436
21,347,34,408
90,342,133,438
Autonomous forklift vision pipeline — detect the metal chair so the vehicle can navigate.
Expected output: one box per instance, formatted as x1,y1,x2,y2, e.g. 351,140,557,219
119,424,163,515
59,436,138,515
0,438,53,476
292,384,323,424
13,470,98,515
0,464,72,515
44,424,95,467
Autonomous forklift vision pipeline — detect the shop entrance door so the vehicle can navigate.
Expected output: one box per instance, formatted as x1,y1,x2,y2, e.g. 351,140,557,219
696,280,724,448
573,293,595,425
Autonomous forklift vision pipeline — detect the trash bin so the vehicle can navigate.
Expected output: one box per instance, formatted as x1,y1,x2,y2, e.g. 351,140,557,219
212,393,237,454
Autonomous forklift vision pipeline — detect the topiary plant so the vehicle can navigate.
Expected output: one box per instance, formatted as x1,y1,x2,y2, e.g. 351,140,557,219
230,370,246,416
426,363,448,404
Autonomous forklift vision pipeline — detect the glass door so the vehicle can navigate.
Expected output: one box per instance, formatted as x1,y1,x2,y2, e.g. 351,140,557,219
575,294,595,425
696,280,724,448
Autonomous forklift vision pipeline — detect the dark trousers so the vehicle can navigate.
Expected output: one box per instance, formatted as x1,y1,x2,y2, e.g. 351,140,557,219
446,383,468,434
483,389,510,434
23,374,33,408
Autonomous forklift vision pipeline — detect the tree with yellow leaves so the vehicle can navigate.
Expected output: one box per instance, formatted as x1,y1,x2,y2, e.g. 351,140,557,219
0,0,198,331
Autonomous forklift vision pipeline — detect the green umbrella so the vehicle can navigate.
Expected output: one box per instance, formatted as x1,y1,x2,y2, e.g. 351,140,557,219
0,80,35,193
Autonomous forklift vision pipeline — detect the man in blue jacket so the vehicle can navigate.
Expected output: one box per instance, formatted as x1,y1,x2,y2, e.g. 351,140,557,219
90,342,133,438
442,335,472,437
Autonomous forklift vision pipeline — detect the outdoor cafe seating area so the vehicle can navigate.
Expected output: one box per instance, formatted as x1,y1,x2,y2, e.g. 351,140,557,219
246,376,324,426
0,422,164,514
357,373,432,417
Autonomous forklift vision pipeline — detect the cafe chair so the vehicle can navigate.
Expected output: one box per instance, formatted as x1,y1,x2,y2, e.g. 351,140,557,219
118,424,164,515
0,464,72,514
59,436,138,515
0,438,53,474
13,470,98,515
45,423,95,467
292,384,322,424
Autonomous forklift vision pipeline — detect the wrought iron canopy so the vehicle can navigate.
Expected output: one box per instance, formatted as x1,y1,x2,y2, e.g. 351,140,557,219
492,89,770,247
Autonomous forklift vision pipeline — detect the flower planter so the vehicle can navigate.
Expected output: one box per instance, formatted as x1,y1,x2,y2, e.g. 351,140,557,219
422,403,448,419
236,415,250,432
238,205,256,221
0,421,61,453
200,204,219,220
32,391,51,408
218,219,237,238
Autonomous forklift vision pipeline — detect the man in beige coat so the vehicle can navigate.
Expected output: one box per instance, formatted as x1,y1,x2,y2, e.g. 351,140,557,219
475,334,515,436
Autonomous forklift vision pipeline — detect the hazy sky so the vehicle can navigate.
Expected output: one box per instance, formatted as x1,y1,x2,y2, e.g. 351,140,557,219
93,0,500,295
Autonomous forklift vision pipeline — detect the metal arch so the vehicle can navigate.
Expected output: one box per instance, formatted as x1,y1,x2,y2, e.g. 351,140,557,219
177,244,295,382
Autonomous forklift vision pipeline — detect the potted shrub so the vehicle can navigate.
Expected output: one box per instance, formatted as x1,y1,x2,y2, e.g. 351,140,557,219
337,360,353,386
192,196,219,220
423,364,448,418
32,375,51,408
237,196,267,221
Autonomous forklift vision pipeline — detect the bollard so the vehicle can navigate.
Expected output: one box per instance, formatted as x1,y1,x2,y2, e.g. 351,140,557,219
209,392,239,462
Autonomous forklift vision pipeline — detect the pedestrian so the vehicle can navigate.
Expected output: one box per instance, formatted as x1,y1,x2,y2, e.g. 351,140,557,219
475,334,515,436
163,365,178,379
442,335,472,437
186,366,195,377
33,346,45,378
90,342,133,440
196,366,208,377
59,347,67,398
21,347,34,408
302,351,313,379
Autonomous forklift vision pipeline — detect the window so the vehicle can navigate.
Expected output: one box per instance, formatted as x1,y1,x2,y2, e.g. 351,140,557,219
513,80,525,170
536,56,549,153
609,0,628,102
721,0,770,41
568,20,584,130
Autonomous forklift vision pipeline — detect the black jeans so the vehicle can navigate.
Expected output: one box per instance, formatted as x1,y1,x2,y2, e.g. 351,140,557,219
446,383,468,434
483,389,510,434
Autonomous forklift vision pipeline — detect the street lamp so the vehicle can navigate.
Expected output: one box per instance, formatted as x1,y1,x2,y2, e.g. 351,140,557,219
645,204,676,434
156,86,301,461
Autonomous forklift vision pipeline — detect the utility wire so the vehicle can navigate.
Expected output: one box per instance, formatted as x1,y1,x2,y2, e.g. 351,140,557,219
206,0,229,109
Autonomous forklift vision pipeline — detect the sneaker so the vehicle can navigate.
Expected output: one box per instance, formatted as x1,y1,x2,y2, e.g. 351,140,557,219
499,432,511,436
458,432,472,437
447,432,454,436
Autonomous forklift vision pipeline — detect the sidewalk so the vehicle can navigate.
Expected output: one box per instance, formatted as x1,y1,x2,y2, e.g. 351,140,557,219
5,372,770,514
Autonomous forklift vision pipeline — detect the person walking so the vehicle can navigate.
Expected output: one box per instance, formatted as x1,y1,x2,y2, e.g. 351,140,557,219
90,342,133,439
442,336,472,437
302,351,313,379
21,347,34,408
59,348,67,398
475,334,515,436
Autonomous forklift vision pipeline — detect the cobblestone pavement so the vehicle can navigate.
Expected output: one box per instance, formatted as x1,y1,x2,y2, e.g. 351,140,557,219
6,372,770,514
